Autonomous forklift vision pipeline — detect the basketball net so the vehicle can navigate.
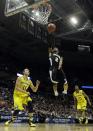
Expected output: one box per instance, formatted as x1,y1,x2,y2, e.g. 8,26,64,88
30,2,52,25
4,0,51,18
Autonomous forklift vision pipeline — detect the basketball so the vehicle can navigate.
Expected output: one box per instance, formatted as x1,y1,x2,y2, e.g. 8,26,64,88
47,23,56,33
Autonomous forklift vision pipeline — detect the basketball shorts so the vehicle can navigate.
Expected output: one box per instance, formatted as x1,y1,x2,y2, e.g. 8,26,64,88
49,68,65,84
13,93,32,110
77,101,87,111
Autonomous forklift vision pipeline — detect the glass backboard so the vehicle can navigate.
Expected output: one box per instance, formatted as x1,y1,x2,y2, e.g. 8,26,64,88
5,0,50,16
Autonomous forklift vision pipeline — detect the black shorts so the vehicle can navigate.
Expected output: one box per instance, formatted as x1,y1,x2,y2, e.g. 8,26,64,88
49,68,66,84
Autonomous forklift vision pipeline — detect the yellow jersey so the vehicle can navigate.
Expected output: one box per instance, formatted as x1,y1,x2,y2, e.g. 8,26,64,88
73,90,86,104
14,76,31,97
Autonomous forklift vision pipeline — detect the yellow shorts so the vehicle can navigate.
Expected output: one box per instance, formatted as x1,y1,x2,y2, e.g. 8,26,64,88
13,93,32,110
77,102,87,110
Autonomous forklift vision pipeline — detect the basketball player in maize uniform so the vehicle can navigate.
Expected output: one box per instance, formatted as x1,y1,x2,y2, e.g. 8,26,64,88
5,68,40,127
73,85,91,124
48,47,68,96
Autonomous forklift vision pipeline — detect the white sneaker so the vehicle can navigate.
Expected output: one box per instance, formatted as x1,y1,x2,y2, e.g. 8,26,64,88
62,90,67,94
54,91,58,96
79,117,83,124
85,118,88,124
29,122,36,127
64,79,67,84
5,120,10,126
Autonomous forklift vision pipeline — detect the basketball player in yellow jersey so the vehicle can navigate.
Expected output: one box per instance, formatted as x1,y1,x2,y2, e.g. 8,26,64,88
5,68,40,127
73,85,91,124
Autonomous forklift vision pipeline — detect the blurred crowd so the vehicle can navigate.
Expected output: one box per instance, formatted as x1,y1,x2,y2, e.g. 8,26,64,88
32,94,75,118
0,86,93,119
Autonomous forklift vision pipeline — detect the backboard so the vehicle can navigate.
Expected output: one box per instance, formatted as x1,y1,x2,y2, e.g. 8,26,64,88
4,0,50,17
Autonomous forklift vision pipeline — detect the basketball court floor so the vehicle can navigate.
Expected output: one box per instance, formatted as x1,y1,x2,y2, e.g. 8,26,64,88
0,124,93,131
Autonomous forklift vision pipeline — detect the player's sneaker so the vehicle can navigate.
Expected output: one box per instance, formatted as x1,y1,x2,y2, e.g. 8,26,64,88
29,121,36,127
54,91,58,96
5,117,15,126
79,117,83,124
85,118,88,124
64,79,67,84
5,120,12,126
81,117,88,124
62,90,67,94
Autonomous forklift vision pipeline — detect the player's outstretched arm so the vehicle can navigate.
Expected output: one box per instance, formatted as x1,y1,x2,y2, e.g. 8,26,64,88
30,80,40,92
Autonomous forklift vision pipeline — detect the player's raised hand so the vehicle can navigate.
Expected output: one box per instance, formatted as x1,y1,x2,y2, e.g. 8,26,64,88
26,91,30,96
36,80,40,86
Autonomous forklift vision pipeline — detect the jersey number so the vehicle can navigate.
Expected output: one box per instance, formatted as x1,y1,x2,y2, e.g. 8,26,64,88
23,86,27,90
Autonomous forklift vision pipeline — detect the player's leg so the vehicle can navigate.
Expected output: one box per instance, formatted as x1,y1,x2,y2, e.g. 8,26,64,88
61,69,67,84
81,110,87,124
27,98,36,127
81,102,88,124
77,104,83,124
84,110,88,124
60,69,68,94
5,95,24,126
77,110,83,124
79,110,88,124
63,83,68,94
5,109,20,126
53,83,58,96
49,69,59,96
77,104,87,124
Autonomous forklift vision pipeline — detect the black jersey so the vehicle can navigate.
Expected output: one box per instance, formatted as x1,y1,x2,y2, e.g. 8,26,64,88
49,53,61,70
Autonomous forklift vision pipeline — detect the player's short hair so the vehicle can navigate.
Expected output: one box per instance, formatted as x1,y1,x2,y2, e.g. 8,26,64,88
75,84,80,89
23,68,29,73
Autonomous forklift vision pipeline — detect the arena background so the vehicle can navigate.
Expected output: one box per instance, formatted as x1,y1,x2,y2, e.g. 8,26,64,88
0,0,93,126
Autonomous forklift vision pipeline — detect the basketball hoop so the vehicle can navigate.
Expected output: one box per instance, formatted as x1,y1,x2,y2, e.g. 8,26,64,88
30,2,52,25
4,0,51,17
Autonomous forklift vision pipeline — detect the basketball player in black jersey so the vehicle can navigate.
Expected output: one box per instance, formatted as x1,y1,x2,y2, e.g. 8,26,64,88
49,47,68,96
